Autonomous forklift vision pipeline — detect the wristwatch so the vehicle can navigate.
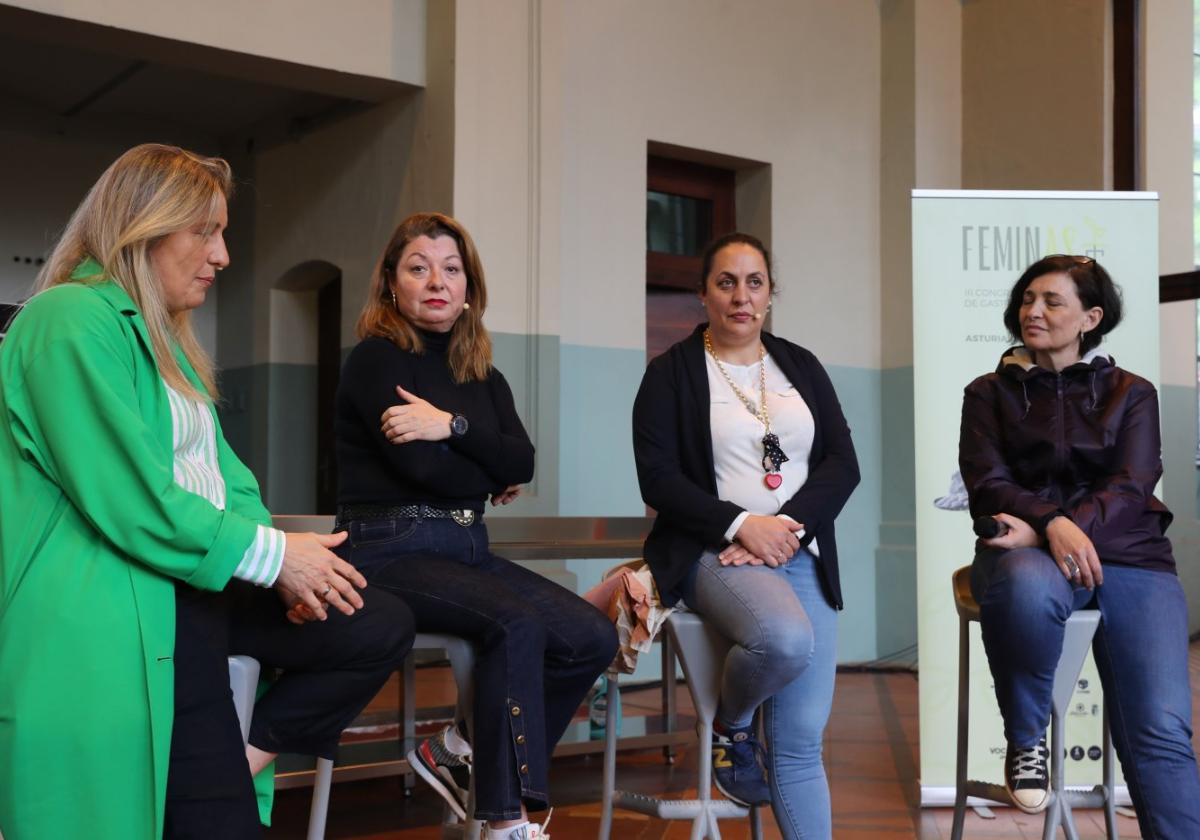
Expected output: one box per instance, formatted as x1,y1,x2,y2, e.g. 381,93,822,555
449,413,469,438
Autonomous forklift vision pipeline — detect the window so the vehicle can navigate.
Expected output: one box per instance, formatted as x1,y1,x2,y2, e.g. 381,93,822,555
645,155,735,359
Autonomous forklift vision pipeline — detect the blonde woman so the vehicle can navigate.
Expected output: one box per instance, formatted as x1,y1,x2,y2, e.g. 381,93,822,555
0,144,413,840
334,213,617,840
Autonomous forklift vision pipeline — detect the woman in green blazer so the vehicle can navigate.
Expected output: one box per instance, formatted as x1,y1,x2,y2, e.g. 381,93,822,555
0,144,414,839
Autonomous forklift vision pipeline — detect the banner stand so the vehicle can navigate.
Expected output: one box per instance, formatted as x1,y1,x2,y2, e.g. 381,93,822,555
912,189,1157,807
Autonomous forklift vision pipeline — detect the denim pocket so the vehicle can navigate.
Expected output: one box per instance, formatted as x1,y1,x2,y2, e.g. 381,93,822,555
349,517,418,547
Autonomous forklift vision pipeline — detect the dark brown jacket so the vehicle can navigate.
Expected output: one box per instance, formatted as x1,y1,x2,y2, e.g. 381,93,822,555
959,348,1174,572
633,325,860,607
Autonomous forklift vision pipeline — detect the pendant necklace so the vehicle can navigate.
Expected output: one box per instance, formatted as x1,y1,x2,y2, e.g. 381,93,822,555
704,329,789,490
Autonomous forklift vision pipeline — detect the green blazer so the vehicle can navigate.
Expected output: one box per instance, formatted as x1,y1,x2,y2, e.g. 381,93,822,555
0,260,272,839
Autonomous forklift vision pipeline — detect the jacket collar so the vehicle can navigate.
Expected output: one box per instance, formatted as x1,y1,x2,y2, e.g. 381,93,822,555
998,345,1113,381
66,257,204,387
69,256,140,316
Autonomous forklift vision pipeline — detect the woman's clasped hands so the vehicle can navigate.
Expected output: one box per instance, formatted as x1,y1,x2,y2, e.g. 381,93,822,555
979,512,1101,590
719,514,806,567
276,530,367,624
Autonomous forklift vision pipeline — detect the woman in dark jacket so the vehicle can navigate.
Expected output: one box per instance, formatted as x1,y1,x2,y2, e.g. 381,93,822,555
633,233,859,839
959,254,1200,836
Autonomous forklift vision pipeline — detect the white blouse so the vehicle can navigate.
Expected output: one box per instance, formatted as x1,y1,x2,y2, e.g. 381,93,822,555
165,382,284,586
705,351,819,555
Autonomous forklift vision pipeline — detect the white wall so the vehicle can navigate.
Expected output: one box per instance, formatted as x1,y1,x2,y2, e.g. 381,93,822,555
7,0,427,89
1143,0,1200,630
455,0,883,369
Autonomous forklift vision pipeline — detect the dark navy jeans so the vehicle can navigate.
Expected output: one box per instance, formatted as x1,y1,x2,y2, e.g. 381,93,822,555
335,512,617,820
972,547,1200,839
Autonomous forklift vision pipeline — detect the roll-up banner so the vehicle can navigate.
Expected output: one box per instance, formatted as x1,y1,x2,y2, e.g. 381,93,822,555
913,189,1158,805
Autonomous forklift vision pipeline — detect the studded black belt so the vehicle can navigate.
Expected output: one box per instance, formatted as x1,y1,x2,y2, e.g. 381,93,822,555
336,504,477,527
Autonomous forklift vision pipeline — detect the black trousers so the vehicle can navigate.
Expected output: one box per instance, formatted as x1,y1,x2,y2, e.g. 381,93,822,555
163,580,414,839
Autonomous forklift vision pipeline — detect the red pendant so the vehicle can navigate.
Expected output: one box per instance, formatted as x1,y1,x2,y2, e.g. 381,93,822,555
764,473,783,490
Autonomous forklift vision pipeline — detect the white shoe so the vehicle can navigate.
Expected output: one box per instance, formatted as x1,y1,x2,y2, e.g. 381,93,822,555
487,809,552,839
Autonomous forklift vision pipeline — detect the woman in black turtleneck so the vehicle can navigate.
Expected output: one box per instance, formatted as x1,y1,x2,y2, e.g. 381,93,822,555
334,213,616,840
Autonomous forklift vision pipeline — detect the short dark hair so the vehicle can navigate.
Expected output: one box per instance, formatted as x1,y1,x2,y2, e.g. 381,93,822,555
1002,255,1123,353
698,232,775,292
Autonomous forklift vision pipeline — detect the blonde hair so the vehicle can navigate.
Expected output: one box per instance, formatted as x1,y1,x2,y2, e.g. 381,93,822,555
356,212,492,383
36,143,232,400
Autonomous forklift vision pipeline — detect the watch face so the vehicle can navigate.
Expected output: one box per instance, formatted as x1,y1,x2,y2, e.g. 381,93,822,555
451,415,469,436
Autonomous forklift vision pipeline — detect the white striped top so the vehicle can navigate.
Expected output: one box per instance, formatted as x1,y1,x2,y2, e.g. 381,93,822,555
165,382,285,586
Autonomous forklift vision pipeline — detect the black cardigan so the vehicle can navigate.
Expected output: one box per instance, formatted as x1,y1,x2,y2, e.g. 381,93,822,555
632,325,860,608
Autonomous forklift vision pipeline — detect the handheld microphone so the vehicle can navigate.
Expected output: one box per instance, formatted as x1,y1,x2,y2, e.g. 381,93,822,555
973,515,1009,538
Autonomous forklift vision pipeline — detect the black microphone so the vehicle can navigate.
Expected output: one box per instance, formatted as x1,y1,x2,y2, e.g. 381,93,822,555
973,515,1009,538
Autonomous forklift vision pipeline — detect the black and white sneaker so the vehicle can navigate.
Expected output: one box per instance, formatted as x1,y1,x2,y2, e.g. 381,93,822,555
1005,736,1049,813
408,725,472,819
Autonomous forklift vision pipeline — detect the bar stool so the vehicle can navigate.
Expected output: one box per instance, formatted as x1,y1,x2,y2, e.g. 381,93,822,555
599,611,763,840
404,633,483,840
950,566,1118,840
227,654,332,840
230,633,481,840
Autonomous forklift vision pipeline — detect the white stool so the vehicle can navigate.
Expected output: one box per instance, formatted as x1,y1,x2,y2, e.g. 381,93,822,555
404,633,483,840
227,655,333,840
950,566,1118,840
599,612,763,840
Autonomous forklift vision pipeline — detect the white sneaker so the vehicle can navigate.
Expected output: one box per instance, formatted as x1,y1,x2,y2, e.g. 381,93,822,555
488,810,552,840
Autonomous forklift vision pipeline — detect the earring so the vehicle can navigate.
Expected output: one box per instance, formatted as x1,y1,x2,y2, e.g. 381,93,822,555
463,301,471,311
390,291,397,307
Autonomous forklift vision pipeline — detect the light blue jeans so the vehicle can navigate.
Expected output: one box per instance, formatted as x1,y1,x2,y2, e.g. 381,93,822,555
972,547,1200,839
681,548,838,840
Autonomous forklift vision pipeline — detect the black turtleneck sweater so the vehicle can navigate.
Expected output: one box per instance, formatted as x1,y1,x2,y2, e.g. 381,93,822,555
335,332,535,512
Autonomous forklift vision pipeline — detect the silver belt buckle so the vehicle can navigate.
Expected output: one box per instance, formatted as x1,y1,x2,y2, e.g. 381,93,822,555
450,509,475,526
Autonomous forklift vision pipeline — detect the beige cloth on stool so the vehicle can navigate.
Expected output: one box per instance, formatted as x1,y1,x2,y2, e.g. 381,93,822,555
583,563,674,674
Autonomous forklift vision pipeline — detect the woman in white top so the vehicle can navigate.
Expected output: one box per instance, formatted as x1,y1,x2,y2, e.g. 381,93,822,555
632,233,860,839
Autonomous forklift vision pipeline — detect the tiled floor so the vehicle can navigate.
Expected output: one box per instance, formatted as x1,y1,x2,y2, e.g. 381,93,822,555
264,651,1198,839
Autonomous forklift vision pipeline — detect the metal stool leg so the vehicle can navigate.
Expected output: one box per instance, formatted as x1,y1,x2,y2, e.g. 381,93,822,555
307,757,334,840
748,805,762,839
443,637,483,840
1043,707,1065,840
403,650,417,794
663,635,677,764
951,615,970,840
598,672,619,840
1102,701,1117,840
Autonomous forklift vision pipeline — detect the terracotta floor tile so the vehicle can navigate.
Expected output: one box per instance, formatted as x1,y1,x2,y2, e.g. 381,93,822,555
260,645,1200,838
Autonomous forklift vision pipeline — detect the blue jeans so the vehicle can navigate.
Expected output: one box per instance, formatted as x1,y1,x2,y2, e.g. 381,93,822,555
335,512,617,821
681,548,838,840
972,547,1200,839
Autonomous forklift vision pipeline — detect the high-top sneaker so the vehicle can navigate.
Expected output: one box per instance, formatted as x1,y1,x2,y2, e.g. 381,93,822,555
1005,736,1050,813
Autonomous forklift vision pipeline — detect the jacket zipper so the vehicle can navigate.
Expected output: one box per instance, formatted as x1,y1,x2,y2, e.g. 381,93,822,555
1055,374,1066,478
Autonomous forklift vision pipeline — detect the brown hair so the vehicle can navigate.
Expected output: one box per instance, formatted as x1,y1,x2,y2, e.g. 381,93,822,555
36,143,231,400
1003,255,1122,354
699,231,776,293
356,212,492,383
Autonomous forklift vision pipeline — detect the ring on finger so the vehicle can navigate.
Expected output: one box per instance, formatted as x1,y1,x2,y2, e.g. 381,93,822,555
1064,553,1080,579
322,583,332,598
